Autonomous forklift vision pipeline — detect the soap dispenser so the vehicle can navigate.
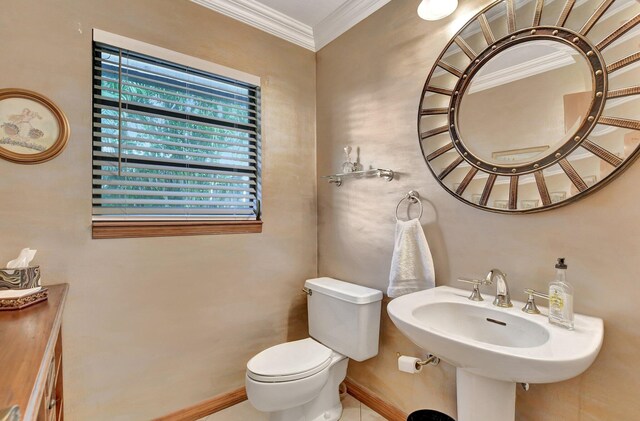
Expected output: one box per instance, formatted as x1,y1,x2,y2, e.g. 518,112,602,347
548,258,574,330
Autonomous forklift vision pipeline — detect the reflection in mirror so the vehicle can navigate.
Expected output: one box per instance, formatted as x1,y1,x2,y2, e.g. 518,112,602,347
566,146,603,195
459,19,488,59
588,123,639,163
564,0,604,32
588,0,640,47
441,43,471,73
602,28,640,64
458,41,593,166
487,176,512,209
429,66,460,91
518,174,543,210
607,59,640,93
429,148,460,179
443,163,471,194
539,0,566,27
466,183,485,204
542,163,576,203
486,1,509,41
456,170,487,205
421,120,449,152
421,91,449,111
421,132,455,166
514,0,537,30
604,94,640,121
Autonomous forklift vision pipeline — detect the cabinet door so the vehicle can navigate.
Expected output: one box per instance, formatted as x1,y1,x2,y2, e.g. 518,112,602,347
37,329,63,421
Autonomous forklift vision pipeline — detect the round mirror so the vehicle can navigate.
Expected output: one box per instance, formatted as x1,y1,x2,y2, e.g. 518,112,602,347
458,41,594,166
418,0,640,213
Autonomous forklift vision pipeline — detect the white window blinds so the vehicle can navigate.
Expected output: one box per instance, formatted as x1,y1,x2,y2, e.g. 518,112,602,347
92,41,261,221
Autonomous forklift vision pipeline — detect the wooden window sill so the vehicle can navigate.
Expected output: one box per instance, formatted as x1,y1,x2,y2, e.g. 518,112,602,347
92,220,262,239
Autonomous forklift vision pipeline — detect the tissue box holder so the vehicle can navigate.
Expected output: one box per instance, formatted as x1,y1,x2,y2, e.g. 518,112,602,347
0,266,41,290
0,288,49,310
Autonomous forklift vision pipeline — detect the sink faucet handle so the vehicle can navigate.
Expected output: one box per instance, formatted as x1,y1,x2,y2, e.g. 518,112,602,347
457,278,491,285
457,278,486,302
522,289,549,314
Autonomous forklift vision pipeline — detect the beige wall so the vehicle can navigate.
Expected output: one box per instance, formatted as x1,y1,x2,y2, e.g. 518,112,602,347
317,0,640,420
4,0,640,420
0,1,316,419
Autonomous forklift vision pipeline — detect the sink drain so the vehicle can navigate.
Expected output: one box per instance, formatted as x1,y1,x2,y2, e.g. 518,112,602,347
486,318,507,326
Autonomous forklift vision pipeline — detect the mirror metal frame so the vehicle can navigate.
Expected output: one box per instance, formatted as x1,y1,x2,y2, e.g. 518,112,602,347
419,0,640,213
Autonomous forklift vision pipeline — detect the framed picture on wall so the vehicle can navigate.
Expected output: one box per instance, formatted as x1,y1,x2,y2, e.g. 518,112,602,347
0,89,70,164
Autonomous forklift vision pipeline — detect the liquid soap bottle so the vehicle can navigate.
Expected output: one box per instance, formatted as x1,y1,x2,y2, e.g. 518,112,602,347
548,258,574,330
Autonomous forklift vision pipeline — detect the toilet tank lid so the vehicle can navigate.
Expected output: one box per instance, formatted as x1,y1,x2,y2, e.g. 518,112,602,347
305,277,383,304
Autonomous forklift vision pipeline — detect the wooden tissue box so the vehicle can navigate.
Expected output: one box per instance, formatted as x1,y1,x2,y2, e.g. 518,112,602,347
0,266,41,290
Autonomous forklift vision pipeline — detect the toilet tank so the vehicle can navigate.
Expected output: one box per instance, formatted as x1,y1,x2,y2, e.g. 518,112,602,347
304,277,383,362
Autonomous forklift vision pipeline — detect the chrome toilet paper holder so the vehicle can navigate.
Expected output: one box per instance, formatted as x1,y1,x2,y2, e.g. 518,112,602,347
397,352,440,369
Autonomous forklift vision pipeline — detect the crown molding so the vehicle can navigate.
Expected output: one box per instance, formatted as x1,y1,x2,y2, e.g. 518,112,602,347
191,0,391,52
468,49,578,94
314,0,391,51
191,0,315,51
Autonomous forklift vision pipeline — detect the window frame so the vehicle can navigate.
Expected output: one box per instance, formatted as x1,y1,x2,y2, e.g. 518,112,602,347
90,30,262,239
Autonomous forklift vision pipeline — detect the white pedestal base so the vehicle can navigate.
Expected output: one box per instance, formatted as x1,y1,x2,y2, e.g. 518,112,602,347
456,369,516,421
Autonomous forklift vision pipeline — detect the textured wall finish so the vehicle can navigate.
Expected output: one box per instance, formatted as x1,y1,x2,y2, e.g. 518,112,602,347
316,0,640,419
0,1,316,419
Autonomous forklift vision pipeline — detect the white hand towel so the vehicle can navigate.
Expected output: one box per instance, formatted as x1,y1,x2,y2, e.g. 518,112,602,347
387,218,435,298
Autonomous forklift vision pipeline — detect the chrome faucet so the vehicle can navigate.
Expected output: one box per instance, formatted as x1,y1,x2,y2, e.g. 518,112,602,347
486,269,512,308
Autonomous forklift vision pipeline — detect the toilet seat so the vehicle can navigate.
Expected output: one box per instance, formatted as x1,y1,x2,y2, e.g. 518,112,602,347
247,338,333,383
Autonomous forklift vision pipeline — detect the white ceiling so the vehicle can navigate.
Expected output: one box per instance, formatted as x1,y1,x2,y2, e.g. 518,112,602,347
191,0,392,51
259,0,348,27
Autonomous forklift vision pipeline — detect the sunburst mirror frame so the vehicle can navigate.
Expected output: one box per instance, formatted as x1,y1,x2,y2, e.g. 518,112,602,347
418,0,640,213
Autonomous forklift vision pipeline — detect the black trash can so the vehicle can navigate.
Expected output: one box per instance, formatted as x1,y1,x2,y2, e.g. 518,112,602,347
407,409,455,421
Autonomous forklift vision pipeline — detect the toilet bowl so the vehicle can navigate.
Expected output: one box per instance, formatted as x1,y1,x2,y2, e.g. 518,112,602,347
246,338,348,421
246,278,382,421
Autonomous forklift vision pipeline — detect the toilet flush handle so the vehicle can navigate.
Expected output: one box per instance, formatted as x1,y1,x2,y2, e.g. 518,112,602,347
302,287,312,296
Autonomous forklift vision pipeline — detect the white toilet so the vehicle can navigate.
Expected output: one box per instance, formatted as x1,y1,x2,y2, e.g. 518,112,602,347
246,277,382,421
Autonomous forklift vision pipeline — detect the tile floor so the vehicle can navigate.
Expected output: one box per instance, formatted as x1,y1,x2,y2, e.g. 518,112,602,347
200,394,385,420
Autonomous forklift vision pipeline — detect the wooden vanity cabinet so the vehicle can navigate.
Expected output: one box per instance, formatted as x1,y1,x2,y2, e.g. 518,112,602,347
0,284,68,421
36,328,64,421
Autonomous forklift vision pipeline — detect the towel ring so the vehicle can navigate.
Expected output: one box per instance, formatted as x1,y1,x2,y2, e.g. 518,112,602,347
395,190,423,221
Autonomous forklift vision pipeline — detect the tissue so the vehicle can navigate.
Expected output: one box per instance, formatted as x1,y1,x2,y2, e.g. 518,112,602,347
398,355,423,374
6,248,37,269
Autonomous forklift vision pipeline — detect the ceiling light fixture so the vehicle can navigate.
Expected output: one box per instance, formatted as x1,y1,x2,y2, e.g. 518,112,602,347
417,0,458,21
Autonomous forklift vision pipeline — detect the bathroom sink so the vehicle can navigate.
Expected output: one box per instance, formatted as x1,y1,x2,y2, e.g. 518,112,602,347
388,286,603,421
413,302,550,348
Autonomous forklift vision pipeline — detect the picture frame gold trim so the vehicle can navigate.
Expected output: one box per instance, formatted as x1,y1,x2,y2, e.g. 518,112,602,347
0,88,70,164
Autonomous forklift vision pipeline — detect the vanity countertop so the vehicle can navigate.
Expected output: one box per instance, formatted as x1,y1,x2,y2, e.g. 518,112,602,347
0,283,68,420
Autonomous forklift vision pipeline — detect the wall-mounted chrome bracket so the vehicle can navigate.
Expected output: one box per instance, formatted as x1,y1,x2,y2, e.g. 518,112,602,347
323,168,394,187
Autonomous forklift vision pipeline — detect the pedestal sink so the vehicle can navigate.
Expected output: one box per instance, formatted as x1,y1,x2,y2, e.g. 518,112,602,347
387,286,603,421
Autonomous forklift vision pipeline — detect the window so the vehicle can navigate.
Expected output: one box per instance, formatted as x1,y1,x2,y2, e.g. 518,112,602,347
91,31,261,238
